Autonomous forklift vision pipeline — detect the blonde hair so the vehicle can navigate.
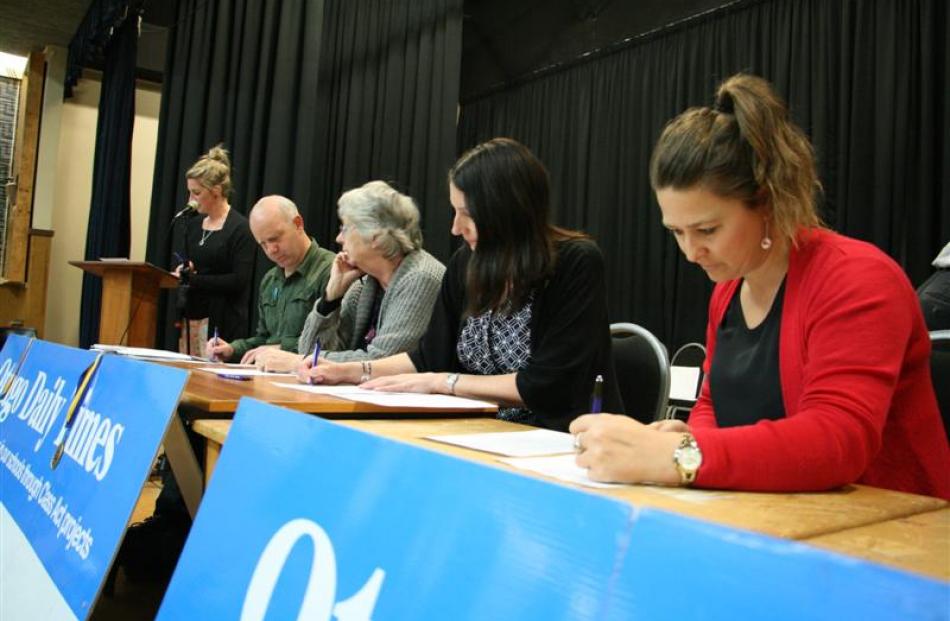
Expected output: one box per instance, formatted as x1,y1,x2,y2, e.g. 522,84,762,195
650,74,823,244
186,143,232,198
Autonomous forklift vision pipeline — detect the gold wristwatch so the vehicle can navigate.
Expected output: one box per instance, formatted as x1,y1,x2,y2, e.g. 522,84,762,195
673,433,702,485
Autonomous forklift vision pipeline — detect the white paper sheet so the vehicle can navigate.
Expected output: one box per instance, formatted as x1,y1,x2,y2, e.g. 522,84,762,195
272,382,496,409
91,344,198,361
426,429,575,457
669,366,701,401
499,454,622,489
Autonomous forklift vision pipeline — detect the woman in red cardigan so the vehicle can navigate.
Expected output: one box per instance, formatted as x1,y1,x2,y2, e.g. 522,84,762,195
571,74,950,499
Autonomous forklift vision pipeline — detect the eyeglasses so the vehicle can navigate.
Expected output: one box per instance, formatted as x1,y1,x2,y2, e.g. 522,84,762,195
339,223,350,235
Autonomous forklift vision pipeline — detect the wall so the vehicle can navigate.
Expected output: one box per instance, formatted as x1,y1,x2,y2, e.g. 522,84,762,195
32,45,66,231
43,76,161,346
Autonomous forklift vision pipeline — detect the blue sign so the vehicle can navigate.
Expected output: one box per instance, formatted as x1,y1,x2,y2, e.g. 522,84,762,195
162,398,950,620
0,336,188,620
159,399,635,620
605,508,950,621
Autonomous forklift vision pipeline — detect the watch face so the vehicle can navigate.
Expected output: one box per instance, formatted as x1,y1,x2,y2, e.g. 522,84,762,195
676,447,702,470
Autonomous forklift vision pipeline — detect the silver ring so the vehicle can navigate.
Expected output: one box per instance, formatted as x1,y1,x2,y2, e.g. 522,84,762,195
573,433,583,451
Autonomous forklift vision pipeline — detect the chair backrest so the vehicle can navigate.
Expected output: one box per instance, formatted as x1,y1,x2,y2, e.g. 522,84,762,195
928,331,950,442
665,342,707,421
609,322,670,423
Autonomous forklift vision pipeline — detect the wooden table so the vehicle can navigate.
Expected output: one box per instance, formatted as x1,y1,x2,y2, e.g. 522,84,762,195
177,365,498,416
164,363,496,516
805,507,950,581
191,417,947,546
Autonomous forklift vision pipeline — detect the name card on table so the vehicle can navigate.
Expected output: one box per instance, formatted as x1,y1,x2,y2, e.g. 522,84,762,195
0,336,188,621
160,398,949,621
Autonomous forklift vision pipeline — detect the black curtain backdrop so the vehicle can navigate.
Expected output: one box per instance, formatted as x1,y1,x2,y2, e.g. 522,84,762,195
78,16,138,348
312,0,463,260
146,0,463,350
458,0,949,352
65,0,142,97
146,0,327,350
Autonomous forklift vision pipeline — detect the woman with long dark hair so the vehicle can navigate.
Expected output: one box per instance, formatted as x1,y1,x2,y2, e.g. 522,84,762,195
300,138,619,431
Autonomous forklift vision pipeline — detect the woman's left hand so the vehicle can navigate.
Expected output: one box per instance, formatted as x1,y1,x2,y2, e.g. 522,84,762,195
361,373,444,394
569,414,684,485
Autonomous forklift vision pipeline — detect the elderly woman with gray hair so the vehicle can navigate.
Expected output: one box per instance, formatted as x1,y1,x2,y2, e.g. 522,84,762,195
253,180,444,371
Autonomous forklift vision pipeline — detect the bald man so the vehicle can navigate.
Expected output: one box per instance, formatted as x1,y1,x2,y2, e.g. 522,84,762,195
206,195,335,363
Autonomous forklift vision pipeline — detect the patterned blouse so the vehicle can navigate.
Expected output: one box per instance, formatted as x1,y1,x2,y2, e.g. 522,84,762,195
456,294,534,422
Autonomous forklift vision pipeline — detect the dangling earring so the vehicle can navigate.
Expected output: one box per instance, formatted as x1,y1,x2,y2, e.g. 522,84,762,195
760,221,773,250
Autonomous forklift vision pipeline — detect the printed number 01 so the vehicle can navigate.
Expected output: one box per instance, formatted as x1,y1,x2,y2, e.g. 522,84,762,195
240,518,385,621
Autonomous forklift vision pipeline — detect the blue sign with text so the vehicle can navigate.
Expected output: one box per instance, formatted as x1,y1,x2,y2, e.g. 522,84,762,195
159,399,635,620
161,398,950,621
0,336,188,620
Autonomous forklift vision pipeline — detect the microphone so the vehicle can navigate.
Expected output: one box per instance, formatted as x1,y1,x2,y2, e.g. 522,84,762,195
171,200,198,222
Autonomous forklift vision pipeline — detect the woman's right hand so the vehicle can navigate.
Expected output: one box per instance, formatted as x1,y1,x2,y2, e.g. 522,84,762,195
172,260,196,278
296,356,360,385
324,252,365,301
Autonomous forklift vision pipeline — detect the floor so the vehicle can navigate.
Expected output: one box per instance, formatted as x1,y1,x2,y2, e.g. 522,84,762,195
89,479,173,621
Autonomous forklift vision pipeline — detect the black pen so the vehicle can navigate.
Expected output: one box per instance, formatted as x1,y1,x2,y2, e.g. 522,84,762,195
218,373,251,381
590,374,604,413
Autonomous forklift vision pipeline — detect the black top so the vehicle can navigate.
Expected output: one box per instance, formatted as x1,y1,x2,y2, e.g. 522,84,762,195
176,209,255,341
709,279,787,427
409,238,621,431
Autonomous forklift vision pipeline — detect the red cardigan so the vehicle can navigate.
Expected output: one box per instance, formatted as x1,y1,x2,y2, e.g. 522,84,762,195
690,229,950,499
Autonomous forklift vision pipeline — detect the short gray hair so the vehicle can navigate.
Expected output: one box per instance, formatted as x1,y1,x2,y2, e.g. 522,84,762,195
338,181,422,258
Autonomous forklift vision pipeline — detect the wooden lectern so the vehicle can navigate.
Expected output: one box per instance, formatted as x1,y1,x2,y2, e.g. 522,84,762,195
70,260,178,347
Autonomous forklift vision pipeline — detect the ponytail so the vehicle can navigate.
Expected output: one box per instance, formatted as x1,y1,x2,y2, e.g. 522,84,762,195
651,74,823,244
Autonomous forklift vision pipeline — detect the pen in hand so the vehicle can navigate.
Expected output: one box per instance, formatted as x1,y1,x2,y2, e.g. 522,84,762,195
211,326,220,362
308,342,321,385
590,374,604,413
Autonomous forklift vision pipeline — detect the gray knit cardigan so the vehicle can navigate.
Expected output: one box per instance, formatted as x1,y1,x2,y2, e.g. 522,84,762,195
297,249,445,362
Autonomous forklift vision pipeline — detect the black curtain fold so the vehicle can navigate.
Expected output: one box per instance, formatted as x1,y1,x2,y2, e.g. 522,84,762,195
65,0,141,97
78,15,138,348
313,0,463,260
458,0,948,351
146,0,463,350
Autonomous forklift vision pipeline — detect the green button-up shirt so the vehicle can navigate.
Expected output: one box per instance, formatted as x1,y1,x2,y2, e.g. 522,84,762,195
229,239,335,360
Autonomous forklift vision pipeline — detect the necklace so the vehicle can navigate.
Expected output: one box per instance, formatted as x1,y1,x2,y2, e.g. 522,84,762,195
199,228,215,246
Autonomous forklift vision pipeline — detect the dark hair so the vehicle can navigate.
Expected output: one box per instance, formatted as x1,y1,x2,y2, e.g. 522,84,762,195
449,138,584,315
649,74,822,244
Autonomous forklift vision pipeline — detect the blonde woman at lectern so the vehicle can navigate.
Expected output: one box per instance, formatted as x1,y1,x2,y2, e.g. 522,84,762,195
172,145,255,355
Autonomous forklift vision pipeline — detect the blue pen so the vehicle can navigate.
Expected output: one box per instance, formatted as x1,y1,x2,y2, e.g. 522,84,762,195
308,342,321,385
173,251,186,265
218,373,251,381
590,374,604,413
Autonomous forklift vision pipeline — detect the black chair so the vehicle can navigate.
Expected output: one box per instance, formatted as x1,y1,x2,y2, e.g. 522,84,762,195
609,322,670,423
664,342,707,421
929,330,950,443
